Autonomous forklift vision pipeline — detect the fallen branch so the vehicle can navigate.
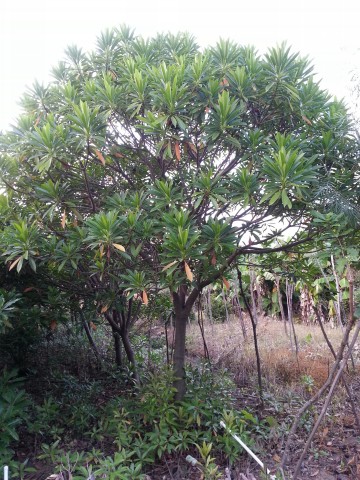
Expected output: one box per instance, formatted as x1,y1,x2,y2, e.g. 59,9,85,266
313,305,360,433
281,312,357,469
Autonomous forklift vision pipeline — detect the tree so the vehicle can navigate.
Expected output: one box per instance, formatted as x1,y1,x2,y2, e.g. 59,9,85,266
0,26,357,398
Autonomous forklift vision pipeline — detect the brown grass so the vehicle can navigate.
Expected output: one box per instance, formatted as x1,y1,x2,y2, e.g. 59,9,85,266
185,316,359,389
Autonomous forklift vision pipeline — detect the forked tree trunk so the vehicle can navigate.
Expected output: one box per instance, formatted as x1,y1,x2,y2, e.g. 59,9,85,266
105,307,140,383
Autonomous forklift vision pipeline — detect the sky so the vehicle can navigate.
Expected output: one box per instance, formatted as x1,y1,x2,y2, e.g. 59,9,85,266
1,0,359,130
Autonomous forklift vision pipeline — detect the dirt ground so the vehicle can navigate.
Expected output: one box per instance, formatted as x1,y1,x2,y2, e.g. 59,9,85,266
185,316,360,479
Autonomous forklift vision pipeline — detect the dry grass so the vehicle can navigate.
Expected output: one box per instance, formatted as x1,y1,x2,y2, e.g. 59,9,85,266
186,316,359,389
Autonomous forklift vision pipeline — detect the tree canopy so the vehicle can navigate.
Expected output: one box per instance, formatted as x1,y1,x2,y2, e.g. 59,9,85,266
0,26,358,398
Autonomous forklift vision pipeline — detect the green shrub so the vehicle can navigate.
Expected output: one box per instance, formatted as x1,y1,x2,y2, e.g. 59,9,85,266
0,369,30,461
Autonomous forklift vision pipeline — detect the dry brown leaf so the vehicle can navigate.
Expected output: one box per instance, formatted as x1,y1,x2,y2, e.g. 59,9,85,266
223,277,230,290
162,260,178,271
174,142,181,162
89,321,97,331
9,257,21,271
23,287,35,293
272,453,281,463
50,320,57,331
114,152,124,158
310,470,319,477
184,262,193,282
95,149,106,165
113,243,125,252
142,290,149,305
61,210,66,229
100,305,109,313
188,142,197,153
302,114,312,125
211,253,217,265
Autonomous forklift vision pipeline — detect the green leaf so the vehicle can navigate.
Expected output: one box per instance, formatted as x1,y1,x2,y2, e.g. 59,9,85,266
269,191,281,205
281,189,292,209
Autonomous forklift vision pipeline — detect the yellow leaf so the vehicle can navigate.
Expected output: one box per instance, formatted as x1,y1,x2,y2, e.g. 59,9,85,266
162,260,178,271
223,277,230,290
61,210,66,229
9,257,21,271
174,141,181,162
95,149,106,166
99,244,104,258
184,262,193,282
142,290,149,305
113,243,125,252
100,305,109,313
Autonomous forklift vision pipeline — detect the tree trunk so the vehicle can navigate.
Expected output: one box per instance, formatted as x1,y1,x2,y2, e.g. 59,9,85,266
172,286,199,401
113,328,122,367
79,311,102,362
331,254,343,329
121,330,140,384
286,279,299,354
197,294,210,360
275,276,288,336
207,288,213,324
222,289,230,322
249,269,259,324
237,268,263,404
173,307,188,400
234,294,247,340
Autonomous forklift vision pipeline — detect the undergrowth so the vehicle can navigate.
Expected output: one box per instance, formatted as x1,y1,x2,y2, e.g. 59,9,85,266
0,353,272,479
